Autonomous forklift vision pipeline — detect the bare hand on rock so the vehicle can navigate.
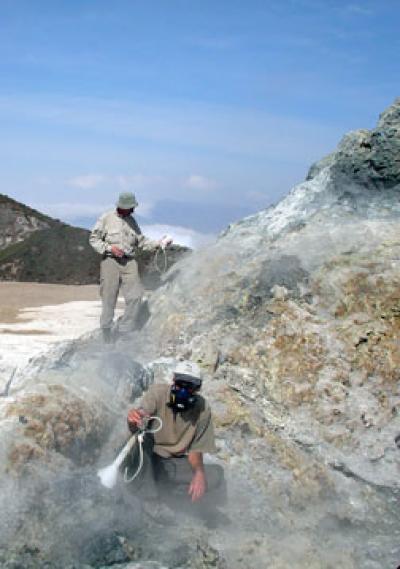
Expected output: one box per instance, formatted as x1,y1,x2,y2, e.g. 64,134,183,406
188,469,206,502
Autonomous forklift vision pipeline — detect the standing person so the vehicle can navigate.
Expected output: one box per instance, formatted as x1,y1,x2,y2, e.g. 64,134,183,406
89,192,171,342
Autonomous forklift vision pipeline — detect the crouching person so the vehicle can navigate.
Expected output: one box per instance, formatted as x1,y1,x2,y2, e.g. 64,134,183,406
125,361,226,525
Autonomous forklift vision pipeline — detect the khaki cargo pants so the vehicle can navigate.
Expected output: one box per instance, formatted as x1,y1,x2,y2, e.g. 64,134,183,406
100,256,143,333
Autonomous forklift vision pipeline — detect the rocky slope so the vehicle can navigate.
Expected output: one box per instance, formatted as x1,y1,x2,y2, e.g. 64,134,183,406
0,194,55,250
0,99,400,568
0,194,187,285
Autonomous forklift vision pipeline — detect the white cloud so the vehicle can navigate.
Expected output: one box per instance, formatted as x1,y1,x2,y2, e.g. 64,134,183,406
67,173,165,192
62,173,167,218
36,202,112,220
184,175,219,192
141,223,215,250
66,173,169,210
68,174,105,189
115,174,165,191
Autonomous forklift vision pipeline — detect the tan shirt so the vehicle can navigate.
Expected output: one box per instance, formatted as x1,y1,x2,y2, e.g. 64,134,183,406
89,210,158,257
138,383,217,458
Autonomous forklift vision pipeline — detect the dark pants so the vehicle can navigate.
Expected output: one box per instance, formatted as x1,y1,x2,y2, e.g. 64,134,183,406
123,435,227,511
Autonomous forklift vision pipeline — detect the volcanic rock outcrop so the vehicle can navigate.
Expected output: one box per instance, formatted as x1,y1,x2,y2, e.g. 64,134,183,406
1,99,400,568
141,98,400,487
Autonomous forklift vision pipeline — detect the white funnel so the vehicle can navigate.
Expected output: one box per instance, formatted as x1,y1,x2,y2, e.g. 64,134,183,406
97,433,138,489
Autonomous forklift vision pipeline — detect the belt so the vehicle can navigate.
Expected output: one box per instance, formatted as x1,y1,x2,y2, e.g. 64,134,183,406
104,253,135,262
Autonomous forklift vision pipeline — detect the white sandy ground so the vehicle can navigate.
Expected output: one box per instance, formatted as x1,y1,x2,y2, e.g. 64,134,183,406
0,283,123,391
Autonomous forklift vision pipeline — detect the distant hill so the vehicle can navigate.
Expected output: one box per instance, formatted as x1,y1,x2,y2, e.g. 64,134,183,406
0,194,56,249
0,194,188,285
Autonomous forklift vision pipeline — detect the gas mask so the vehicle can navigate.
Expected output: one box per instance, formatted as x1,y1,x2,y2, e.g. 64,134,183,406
168,373,202,412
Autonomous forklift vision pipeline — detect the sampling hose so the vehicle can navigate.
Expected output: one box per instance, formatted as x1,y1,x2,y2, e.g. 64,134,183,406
153,246,168,274
123,415,163,484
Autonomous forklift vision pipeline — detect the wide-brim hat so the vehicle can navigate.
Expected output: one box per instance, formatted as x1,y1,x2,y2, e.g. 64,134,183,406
116,192,138,209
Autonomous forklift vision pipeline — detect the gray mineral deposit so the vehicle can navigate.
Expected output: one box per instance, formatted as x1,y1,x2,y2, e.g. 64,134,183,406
1,99,400,568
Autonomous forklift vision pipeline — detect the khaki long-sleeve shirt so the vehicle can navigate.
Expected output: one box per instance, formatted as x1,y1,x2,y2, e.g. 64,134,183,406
89,210,158,257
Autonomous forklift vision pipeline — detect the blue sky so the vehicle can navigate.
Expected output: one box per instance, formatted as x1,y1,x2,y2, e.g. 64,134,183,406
0,0,399,243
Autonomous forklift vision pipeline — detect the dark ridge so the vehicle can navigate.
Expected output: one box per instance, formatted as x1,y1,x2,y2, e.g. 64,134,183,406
0,224,99,284
0,193,59,227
